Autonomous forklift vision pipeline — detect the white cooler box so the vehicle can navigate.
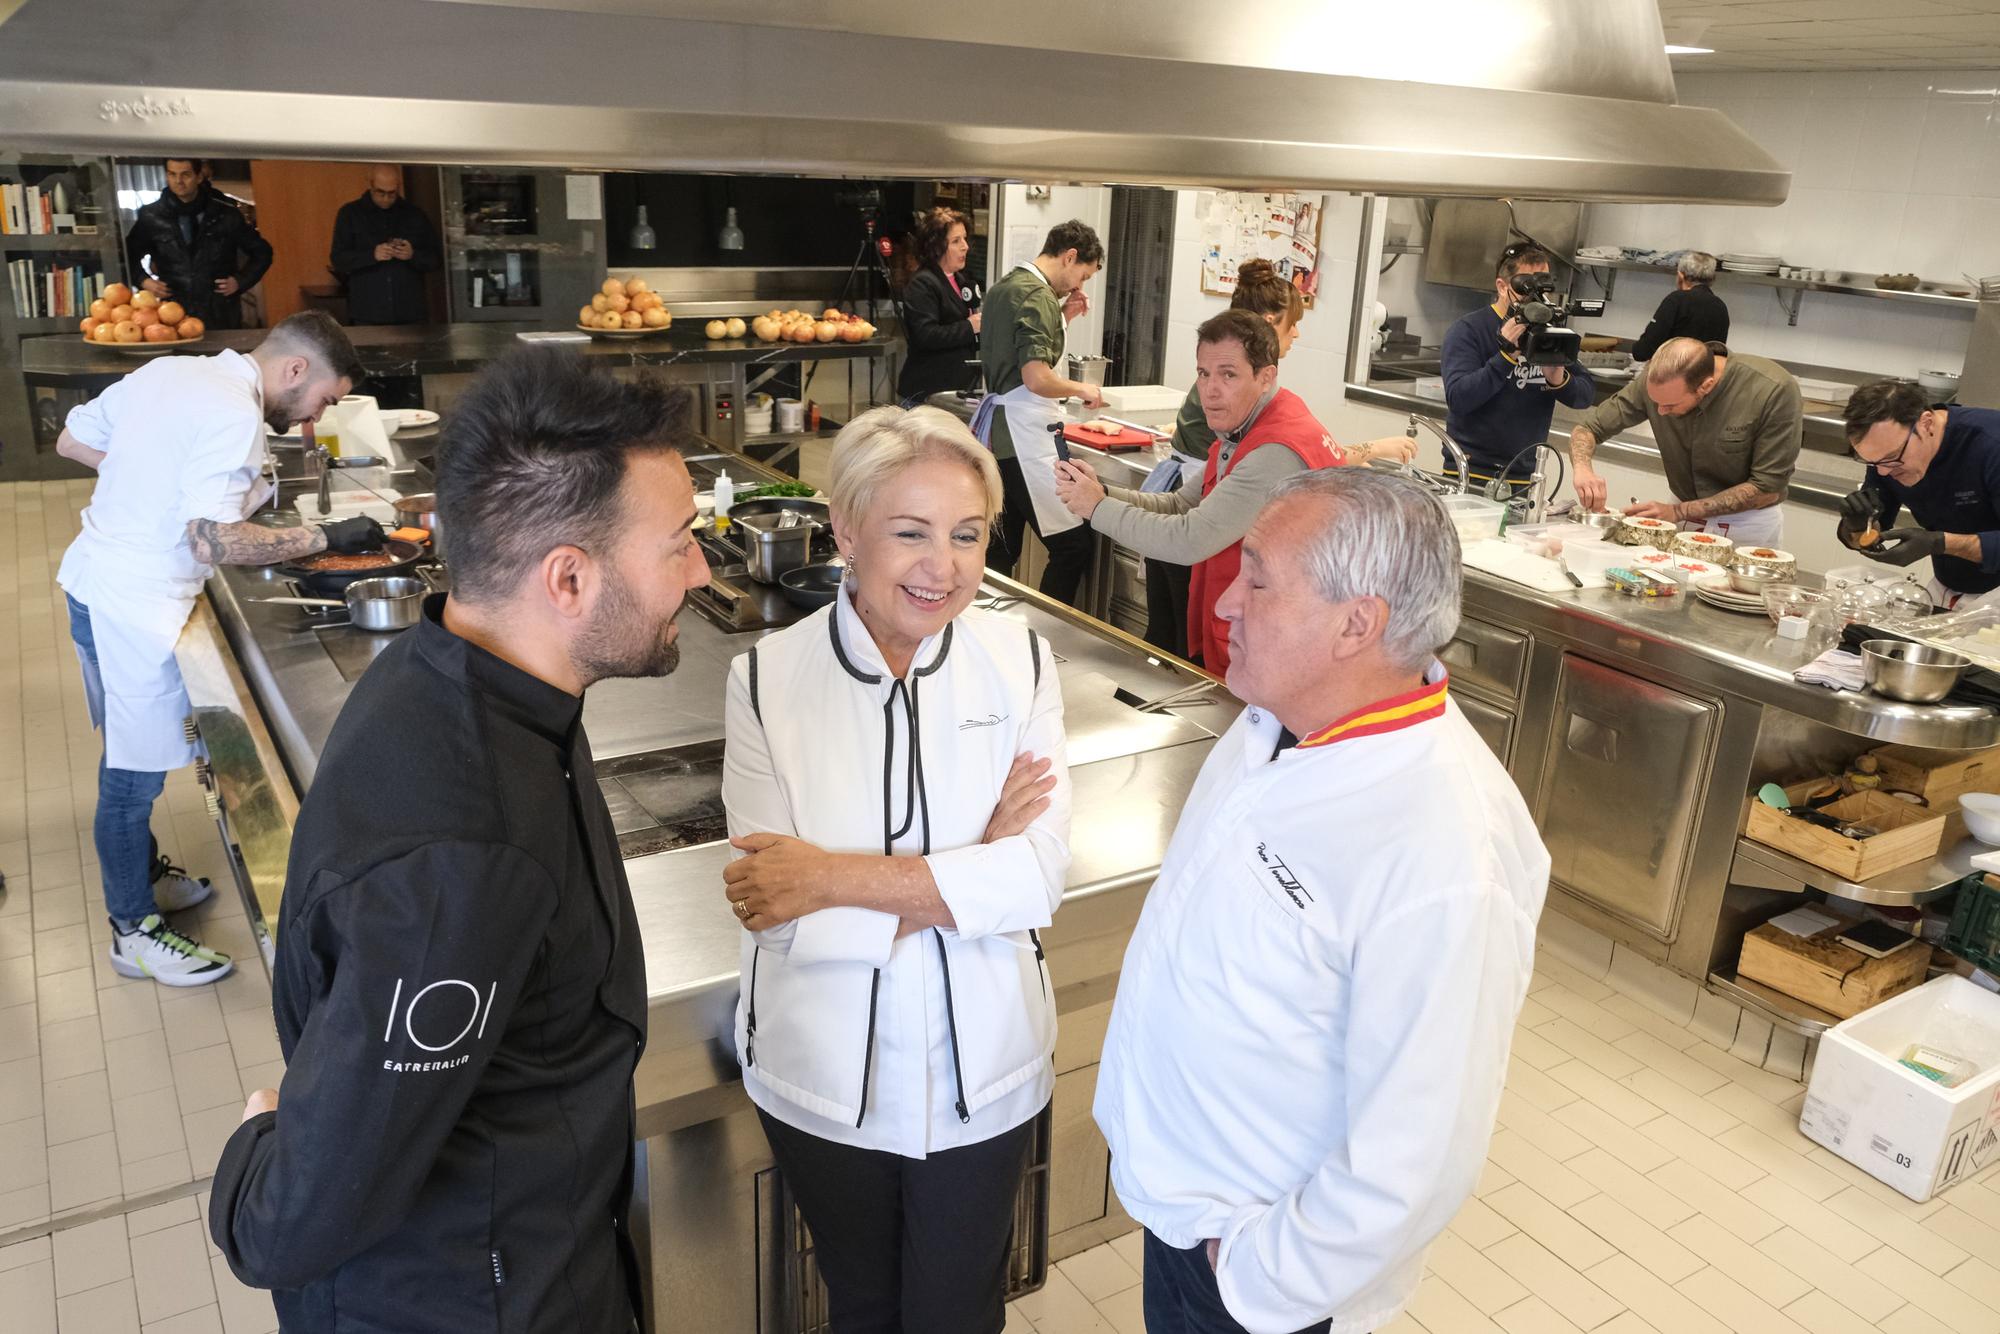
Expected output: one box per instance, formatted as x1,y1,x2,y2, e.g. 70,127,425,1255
1800,975,2000,1201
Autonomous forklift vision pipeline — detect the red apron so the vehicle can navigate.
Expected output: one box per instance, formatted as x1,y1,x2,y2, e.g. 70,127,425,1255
1185,388,1344,676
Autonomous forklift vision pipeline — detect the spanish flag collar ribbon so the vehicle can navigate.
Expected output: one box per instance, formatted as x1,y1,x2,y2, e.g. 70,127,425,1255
1295,674,1450,750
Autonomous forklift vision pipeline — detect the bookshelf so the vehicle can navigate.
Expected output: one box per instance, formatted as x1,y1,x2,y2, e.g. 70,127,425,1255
0,154,126,481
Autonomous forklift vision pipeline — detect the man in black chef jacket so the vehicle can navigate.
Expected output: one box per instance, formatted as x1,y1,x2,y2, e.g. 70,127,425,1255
329,165,442,326
1838,378,2000,606
209,347,711,1334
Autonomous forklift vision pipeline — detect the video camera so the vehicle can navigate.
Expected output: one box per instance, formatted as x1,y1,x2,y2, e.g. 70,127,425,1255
1506,271,1605,373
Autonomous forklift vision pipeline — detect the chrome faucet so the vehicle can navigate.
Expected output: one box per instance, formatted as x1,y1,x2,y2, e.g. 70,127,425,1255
1406,413,1470,494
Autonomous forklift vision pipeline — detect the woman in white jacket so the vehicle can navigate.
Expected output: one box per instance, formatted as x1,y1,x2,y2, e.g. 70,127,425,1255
722,405,1072,1333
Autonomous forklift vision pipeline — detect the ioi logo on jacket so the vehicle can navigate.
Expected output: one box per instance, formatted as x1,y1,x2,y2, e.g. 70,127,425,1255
381,976,497,1073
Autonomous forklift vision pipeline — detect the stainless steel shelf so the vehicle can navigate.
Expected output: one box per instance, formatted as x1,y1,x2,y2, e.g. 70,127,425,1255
1732,832,1975,907
1707,970,1839,1038
1574,256,1982,325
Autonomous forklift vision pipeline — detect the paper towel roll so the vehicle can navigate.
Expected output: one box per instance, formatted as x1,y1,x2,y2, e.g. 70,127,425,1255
335,395,392,459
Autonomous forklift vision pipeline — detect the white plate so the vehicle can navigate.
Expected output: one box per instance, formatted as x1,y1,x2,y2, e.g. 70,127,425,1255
383,409,440,430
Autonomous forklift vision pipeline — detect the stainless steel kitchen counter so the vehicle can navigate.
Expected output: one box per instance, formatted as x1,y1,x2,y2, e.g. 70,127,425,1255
1459,569,2000,750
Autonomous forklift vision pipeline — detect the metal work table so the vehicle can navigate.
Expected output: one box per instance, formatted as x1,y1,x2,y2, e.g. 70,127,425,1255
1449,563,2000,1055
174,446,1231,1330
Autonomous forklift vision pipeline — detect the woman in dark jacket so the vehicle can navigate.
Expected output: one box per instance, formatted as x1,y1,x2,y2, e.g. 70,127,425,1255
897,206,983,405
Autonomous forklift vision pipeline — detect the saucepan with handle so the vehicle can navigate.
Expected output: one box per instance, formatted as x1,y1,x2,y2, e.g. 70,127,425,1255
252,574,428,632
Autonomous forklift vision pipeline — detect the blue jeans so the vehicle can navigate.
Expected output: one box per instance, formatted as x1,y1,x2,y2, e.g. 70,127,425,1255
1143,1230,1334,1334
66,594,167,925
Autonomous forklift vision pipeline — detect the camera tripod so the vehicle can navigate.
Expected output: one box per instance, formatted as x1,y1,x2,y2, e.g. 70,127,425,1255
837,213,897,322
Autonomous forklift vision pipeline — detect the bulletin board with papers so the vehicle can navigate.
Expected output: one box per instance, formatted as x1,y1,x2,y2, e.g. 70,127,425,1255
1196,192,1324,307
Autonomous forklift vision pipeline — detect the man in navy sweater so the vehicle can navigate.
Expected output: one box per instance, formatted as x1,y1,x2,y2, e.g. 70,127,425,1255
1440,243,1595,492
1839,378,2000,604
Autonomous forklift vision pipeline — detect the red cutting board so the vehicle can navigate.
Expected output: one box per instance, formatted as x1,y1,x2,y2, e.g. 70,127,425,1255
1063,423,1157,452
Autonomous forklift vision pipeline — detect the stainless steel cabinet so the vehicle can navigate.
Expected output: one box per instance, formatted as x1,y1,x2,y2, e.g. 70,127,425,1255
1532,653,1718,940
1455,691,1515,764
1442,617,1529,701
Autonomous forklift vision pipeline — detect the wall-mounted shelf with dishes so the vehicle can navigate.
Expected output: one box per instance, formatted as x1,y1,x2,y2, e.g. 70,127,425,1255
1573,255,1981,327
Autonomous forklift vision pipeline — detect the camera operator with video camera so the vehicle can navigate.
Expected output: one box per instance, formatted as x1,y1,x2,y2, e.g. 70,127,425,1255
1570,337,1803,545
1440,243,1596,494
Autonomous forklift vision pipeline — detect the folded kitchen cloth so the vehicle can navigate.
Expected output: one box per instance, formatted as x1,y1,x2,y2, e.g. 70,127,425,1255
1794,648,1867,692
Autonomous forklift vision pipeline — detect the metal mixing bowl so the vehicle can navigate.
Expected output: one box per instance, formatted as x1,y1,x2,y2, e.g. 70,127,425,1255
1728,564,1788,595
1860,639,1969,704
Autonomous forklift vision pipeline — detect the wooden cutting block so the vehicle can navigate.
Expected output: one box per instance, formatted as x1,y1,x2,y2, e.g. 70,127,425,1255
1738,919,1930,1019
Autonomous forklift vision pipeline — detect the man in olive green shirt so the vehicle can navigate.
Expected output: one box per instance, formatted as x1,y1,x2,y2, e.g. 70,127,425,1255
1570,337,1802,544
974,219,1105,603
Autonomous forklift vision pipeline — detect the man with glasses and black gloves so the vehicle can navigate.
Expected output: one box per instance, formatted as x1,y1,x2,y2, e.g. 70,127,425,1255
1570,336,1803,546
1837,378,2000,608
1440,242,1595,494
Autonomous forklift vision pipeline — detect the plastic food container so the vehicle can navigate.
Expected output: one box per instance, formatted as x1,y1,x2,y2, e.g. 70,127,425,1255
1440,495,1506,544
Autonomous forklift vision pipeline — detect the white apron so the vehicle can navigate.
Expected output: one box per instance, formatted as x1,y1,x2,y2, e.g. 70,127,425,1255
1699,505,1783,547
69,472,273,774
986,262,1081,537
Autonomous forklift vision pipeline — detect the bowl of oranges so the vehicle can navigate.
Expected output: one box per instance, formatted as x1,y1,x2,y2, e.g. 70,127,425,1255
80,284,208,355
577,276,671,337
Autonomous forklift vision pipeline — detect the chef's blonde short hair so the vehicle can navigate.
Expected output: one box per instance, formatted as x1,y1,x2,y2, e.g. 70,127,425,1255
828,405,1003,529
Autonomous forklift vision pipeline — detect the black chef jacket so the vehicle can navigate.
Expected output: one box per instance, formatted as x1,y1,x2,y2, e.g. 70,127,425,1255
329,192,443,325
1863,405,2000,595
210,595,648,1334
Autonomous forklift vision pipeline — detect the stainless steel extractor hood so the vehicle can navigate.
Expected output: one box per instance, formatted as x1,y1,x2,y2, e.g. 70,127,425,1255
0,0,1786,206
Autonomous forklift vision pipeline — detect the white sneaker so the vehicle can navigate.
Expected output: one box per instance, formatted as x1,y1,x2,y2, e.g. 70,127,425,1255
108,915,233,987
149,854,213,914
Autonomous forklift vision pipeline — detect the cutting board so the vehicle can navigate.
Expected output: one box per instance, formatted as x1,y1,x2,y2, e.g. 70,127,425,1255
1460,538,1578,593
1064,423,1157,453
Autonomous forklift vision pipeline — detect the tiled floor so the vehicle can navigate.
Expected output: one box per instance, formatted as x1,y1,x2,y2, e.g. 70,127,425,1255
5,476,1998,1333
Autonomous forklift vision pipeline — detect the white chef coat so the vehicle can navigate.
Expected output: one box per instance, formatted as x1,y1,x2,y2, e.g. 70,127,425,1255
723,583,1072,1155
1095,670,1550,1334
56,350,271,771
1696,506,1783,546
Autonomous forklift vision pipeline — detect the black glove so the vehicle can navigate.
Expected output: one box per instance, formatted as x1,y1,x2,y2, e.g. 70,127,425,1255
320,515,385,555
1837,488,1883,551
1860,527,1945,567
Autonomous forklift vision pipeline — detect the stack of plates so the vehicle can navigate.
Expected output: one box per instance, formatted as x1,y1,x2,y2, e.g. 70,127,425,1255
1691,573,1767,614
1969,273,2000,300
1720,253,1783,274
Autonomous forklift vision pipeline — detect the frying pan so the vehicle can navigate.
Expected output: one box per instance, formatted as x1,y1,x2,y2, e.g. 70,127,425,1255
277,537,426,596
778,562,844,611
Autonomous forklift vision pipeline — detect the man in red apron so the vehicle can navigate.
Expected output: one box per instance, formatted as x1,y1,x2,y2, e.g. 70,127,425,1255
1056,309,1381,676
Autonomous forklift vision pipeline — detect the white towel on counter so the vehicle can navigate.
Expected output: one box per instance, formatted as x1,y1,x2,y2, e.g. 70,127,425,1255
1794,648,1867,692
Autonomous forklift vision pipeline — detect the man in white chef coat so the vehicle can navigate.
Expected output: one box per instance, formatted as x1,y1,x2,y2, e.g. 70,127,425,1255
56,310,377,987
1095,468,1550,1334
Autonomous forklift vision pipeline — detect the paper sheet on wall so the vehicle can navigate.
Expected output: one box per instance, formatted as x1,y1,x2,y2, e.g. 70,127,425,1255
1197,191,1325,306
1003,224,1040,272
564,174,603,221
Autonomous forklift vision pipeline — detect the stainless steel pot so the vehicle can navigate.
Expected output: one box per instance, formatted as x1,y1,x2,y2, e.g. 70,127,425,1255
394,493,440,542
253,574,428,632
736,510,819,584
1068,354,1112,388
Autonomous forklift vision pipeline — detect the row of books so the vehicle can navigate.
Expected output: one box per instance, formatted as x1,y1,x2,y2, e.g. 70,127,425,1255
7,258,107,321
0,181,75,236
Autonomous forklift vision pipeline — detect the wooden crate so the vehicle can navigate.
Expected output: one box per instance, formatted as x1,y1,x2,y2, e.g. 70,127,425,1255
1738,920,1931,1019
1869,745,1996,806
1743,783,1947,881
